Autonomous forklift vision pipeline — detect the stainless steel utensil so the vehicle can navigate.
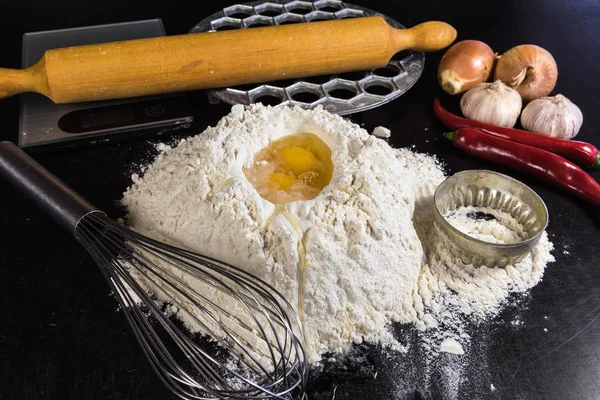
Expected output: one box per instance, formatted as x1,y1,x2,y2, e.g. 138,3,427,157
433,170,549,268
0,141,308,400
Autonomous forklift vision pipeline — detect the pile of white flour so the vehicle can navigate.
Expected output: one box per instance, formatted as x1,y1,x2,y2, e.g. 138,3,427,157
122,104,554,363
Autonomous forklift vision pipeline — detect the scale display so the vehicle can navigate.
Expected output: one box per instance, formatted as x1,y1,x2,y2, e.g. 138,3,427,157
57,97,192,135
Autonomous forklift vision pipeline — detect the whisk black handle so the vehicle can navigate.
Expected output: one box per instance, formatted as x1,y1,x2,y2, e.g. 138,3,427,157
0,141,98,235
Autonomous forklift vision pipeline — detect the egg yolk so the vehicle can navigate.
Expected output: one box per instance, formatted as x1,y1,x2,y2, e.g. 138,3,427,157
243,133,334,204
279,146,318,176
268,172,296,191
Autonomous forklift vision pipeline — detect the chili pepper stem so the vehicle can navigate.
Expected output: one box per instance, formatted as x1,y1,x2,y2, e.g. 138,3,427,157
595,153,600,167
444,131,457,141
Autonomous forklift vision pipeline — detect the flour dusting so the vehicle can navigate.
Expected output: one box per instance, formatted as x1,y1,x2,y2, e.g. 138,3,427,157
122,104,554,367
440,338,465,355
443,206,527,244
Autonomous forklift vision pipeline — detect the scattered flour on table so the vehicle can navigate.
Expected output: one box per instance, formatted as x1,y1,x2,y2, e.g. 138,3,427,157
440,338,465,355
122,104,555,365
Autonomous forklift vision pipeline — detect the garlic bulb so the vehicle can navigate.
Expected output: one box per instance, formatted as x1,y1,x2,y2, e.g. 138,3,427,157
460,80,522,127
520,94,583,139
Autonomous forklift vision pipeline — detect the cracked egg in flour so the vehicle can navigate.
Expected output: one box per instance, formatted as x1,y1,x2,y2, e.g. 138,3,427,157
243,132,334,204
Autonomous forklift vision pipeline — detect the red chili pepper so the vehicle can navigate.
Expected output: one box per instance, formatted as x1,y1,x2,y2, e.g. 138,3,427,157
434,98,600,168
446,128,600,206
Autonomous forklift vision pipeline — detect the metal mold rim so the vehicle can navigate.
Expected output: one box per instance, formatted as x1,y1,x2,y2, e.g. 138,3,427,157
189,1,425,115
433,170,549,268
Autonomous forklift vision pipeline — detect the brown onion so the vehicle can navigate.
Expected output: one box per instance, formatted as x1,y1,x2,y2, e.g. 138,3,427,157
493,44,558,102
437,40,496,95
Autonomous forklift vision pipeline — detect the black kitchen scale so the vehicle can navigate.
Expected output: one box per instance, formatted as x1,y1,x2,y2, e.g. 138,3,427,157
18,19,195,150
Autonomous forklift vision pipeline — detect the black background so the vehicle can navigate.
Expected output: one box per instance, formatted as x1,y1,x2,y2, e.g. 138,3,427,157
1,1,599,399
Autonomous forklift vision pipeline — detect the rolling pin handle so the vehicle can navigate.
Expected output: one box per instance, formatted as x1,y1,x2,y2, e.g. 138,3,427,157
0,68,31,99
0,62,48,100
392,21,457,53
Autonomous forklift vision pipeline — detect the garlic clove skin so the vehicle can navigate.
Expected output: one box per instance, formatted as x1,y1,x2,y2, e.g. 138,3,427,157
460,80,522,128
520,94,583,139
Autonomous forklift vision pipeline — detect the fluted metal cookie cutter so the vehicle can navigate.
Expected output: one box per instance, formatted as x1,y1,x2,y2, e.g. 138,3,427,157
432,170,549,268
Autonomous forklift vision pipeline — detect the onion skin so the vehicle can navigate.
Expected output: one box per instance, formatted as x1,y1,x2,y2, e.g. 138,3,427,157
493,44,558,102
437,40,496,95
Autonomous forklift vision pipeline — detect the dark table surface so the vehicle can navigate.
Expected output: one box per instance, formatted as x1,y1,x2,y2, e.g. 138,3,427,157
1,1,599,399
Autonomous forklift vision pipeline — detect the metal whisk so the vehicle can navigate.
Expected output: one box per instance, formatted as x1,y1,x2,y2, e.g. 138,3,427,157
0,141,308,400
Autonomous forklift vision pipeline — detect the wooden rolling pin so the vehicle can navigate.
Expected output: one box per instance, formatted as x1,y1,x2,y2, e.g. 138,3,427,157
0,17,456,104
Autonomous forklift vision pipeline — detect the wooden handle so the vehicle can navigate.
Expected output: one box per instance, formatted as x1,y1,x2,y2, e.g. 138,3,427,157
0,63,47,99
392,21,457,52
0,17,456,103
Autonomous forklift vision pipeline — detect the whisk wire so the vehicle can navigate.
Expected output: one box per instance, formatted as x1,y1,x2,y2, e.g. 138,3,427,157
78,218,248,397
74,212,307,400
128,243,302,398
78,221,217,399
126,236,287,375
129,250,273,381
106,219,305,373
